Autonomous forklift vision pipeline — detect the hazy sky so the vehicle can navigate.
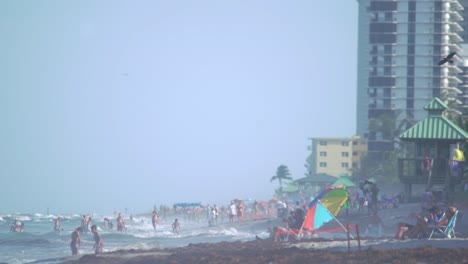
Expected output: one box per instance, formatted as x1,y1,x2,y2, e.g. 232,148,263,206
0,1,357,214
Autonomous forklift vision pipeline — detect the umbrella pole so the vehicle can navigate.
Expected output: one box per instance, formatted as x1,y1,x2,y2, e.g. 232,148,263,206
296,211,308,240
318,201,354,239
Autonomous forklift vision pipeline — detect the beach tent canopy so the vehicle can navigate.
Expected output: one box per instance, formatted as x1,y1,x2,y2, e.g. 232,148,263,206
282,182,299,193
332,176,356,188
295,173,336,184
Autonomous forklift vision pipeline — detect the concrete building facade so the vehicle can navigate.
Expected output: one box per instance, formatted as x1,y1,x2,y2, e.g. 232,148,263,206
356,0,464,152
307,136,368,177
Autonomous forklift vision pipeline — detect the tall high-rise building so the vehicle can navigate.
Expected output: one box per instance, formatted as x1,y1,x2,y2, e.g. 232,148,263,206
356,0,464,152
459,0,468,41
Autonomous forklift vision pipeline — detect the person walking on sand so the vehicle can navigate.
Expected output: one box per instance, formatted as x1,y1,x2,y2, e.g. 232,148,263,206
70,227,82,256
172,219,180,234
91,225,103,254
229,201,237,224
237,201,245,223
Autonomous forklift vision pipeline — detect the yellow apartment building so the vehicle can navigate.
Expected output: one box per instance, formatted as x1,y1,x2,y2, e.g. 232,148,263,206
307,136,368,177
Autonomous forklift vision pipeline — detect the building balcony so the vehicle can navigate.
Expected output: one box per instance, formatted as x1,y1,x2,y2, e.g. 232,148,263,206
449,22,463,32
445,97,462,104
451,0,463,11
448,66,463,74
398,158,450,185
444,86,463,94
448,75,463,84
449,11,463,21
449,32,463,42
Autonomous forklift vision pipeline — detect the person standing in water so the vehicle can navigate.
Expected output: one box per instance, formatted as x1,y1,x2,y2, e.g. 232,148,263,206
116,213,125,232
70,227,82,256
151,210,159,231
54,217,62,233
80,215,88,233
172,219,180,234
91,225,103,254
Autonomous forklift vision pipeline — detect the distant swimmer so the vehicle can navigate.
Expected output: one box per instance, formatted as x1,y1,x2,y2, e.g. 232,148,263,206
438,52,456,65
10,220,24,232
54,217,62,233
70,227,82,256
172,219,180,234
91,225,103,254
152,210,159,231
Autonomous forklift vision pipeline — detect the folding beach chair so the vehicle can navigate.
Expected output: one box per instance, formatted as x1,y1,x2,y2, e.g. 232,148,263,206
428,210,459,239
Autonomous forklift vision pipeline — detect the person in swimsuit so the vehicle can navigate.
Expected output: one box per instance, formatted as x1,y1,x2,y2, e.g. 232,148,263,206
54,217,62,233
91,225,103,254
152,210,159,231
172,219,180,234
70,227,82,256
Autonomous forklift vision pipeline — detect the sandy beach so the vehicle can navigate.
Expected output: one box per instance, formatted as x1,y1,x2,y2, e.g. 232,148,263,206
53,238,468,264
40,202,468,264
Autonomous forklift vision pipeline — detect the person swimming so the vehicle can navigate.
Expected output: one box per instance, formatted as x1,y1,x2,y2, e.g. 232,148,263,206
10,220,24,232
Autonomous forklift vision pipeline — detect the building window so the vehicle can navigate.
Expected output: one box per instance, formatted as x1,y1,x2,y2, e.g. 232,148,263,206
353,151,358,156
341,152,349,157
352,162,358,168
353,141,358,145
342,141,349,146
341,163,349,168
320,151,327,157
319,141,327,146
320,162,327,167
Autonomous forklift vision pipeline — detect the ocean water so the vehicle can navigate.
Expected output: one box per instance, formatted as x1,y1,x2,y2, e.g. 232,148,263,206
0,212,274,264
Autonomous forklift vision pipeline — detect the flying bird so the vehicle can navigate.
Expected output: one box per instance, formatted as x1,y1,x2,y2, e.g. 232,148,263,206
438,52,456,65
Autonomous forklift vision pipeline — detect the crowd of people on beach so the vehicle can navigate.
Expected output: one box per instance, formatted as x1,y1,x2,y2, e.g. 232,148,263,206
8,189,461,258
56,199,278,256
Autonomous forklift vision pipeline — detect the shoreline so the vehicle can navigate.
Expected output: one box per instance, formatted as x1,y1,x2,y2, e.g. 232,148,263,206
29,202,468,264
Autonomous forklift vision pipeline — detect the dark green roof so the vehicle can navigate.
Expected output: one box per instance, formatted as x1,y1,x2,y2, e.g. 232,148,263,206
399,98,468,141
423,97,447,112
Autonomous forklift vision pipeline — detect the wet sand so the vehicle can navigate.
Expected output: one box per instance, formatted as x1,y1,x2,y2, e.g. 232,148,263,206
34,202,468,264
57,238,468,264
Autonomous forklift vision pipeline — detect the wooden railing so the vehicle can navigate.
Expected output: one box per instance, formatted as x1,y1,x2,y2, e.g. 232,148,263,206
398,158,448,185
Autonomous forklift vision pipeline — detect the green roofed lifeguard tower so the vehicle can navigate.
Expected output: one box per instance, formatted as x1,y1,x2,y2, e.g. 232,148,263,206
398,98,468,198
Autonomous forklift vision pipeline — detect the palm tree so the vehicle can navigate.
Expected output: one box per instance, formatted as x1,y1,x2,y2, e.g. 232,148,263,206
270,165,292,189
